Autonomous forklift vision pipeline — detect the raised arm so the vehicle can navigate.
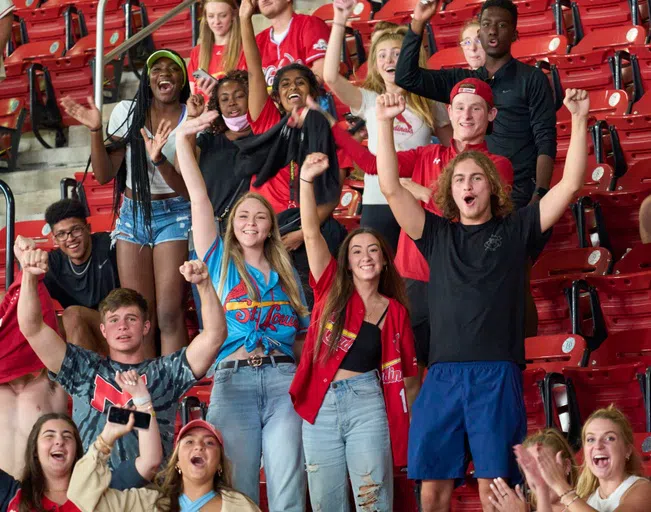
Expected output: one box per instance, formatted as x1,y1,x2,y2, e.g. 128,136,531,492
114,370,162,481
539,89,589,233
183,260,227,379
240,0,268,122
299,153,332,281
175,111,220,260
17,248,67,374
376,93,425,240
323,0,363,112
60,96,125,185
529,69,557,202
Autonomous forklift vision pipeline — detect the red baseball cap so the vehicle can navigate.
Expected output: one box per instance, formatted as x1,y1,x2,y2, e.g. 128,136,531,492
176,419,224,447
450,78,494,107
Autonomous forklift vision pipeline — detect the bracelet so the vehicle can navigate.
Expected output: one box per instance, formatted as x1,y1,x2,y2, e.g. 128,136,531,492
96,435,113,454
152,154,168,167
132,396,151,407
300,177,313,184
90,126,102,133
559,489,575,501
562,494,579,511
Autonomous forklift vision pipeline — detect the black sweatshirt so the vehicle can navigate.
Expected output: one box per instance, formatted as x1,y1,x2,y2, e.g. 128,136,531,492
396,27,557,185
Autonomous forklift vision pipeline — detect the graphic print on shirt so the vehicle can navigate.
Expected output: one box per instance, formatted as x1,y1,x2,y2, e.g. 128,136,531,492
264,52,302,86
224,279,299,331
90,374,148,412
313,39,328,51
394,113,414,136
484,234,503,252
323,319,358,353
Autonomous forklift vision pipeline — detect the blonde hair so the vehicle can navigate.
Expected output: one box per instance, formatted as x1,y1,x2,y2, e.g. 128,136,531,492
434,151,512,220
197,0,241,75
217,192,308,318
522,429,578,509
576,405,644,499
459,17,480,42
362,26,435,130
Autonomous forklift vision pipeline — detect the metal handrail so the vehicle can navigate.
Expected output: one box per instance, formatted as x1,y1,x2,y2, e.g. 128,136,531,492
94,0,199,111
0,180,15,290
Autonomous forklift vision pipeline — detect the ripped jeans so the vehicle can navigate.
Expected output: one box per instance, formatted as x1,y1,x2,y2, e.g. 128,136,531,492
111,195,190,247
303,371,393,512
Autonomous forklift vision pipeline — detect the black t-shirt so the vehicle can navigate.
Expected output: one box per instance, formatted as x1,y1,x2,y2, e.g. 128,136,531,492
44,232,119,309
197,131,251,217
414,205,547,366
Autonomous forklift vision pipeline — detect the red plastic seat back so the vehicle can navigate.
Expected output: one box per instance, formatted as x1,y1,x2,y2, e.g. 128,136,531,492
532,247,612,280
605,113,651,168
573,25,646,53
613,244,651,274
512,34,567,64
526,335,589,374
430,4,482,51
67,29,125,57
614,159,651,192
5,39,65,65
587,89,629,119
0,98,26,131
587,328,651,367
629,91,651,115
374,0,415,20
86,214,115,233
563,363,648,433
523,368,548,433
426,46,468,70
573,0,638,33
312,0,372,22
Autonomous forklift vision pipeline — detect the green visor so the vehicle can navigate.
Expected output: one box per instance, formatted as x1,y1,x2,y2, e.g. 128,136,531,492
146,49,187,86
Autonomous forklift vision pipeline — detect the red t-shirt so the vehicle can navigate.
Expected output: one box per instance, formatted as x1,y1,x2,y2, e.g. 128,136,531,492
332,125,515,281
289,257,418,467
255,13,330,86
247,96,295,214
8,490,80,512
187,44,247,101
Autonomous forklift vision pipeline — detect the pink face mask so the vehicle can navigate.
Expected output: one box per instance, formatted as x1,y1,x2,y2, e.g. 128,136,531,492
223,113,250,132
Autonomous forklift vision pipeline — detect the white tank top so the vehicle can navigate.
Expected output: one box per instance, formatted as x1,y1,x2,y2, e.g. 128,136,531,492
586,475,647,511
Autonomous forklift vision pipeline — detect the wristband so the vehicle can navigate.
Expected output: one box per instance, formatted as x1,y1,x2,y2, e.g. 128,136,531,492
132,396,151,407
300,178,313,184
90,126,102,133
152,154,168,167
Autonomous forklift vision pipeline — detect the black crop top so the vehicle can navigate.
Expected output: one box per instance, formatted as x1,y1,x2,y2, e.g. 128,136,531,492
339,305,389,373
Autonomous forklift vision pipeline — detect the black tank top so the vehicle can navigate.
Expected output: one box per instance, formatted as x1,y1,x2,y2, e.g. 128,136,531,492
339,305,389,373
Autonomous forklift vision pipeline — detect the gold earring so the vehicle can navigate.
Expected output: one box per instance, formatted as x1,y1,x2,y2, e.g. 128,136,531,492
175,465,182,475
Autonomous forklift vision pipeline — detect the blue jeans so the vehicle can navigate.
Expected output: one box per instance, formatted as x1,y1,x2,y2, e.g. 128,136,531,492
206,361,305,511
303,371,393,512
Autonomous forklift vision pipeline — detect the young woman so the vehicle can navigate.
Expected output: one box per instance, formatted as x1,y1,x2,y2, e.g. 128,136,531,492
8,370,162,510
289,153,419,511
459,18,485,70
515,407,651,512
187,0,246,100
175,111,310,511
60,49,201,357
323,0,452,250
67,416,259,511
489,428,579,512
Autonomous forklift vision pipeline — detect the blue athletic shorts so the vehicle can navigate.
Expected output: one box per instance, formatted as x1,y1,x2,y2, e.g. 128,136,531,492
408,361,526,483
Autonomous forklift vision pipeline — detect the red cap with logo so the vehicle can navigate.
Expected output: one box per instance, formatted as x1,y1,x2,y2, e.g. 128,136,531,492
449,78,494,107
175,419,224,447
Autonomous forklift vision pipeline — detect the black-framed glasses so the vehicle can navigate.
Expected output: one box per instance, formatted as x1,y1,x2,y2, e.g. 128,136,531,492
460,37,481,47
53,224,87,242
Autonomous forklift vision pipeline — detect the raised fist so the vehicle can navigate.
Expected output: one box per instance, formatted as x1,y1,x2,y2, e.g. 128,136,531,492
21,248,49,276
179,260,209,284
376,93,406,122
301,153,329,182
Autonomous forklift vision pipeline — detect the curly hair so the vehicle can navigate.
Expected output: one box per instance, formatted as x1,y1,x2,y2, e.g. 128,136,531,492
434,151,512,221
481,0,518,26
45,199,87,228
206,70,249,134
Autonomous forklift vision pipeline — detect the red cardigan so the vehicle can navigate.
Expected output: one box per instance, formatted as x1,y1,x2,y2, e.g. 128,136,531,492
289,257,418,466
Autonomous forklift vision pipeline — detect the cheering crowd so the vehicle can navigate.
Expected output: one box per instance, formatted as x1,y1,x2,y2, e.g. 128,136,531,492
0,0,650,511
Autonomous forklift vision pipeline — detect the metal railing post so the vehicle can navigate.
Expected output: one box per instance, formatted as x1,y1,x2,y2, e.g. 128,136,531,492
0,180,15,290
94,0,109,113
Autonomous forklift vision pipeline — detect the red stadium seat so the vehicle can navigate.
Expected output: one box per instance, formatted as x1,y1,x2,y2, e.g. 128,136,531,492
426,45,468,70
606,111,651,170
612,243,651,274
613,159,651,191
374,0,415,20
628,90,651,115
633,432,651,477
532,247,612,279
523,368,550,433
430,4,482,51
450,477,483,511
87,214,115,233
572,0,639,34
563,363,649,433
626,45,651,100
588,328,651,367
526,334,590,373
16,3,84,50
549,160,614,192
0,98,27,172
140,0,197,58
75,171,115,217
513,0,568,40
512,34,567,64
5,39,66,64
312,0,372,23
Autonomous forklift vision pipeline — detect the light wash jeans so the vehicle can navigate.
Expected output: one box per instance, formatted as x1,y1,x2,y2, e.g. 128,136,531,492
303,370,393,511
206,361,305,511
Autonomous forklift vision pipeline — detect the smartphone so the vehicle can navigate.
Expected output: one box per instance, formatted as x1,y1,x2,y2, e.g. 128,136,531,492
107,406,151,430
192,69,218,84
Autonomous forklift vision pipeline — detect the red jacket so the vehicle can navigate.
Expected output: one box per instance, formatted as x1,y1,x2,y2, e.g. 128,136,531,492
289,257,418,466
332,125,514,282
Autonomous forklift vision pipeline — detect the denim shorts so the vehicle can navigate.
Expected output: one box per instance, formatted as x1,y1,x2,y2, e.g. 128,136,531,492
112,195,191,248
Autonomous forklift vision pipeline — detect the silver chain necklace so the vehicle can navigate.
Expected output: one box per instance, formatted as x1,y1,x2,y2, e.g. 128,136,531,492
68,256,92,276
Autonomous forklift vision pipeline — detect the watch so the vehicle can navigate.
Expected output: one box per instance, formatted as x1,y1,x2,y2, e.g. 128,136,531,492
535,187,548,198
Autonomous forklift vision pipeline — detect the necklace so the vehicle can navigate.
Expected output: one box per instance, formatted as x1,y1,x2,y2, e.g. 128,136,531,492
68,256,92,276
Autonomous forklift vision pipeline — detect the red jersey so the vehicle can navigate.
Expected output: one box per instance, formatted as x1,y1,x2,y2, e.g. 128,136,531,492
332,125,514,281
290,257,418,467
8,490,80,512
255,14,330,86
187,44,247,101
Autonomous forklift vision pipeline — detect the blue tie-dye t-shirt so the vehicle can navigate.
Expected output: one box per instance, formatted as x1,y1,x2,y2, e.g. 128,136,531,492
50,344,196,469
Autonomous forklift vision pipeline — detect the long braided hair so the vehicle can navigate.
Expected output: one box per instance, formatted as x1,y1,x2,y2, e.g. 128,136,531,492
106,49,191,234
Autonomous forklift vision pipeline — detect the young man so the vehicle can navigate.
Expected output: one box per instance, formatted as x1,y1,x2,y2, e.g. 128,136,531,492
331,78,513,368
14,199,119,354
375,88,589,512
17,251,227,490
254,0,330,85
396,0,556,208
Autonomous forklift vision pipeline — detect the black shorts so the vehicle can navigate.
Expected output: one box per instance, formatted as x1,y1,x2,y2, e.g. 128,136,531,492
406,278,430,365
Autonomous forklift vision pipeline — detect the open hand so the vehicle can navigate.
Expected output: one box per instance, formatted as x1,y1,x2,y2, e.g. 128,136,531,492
141,120,172,163
21,248,48,276
514,444,548,494
301,152,329,181
179,260,209,284
195,77,217,99
60,95,102,132
333,0,355,22
115,370,150,402
563,88,590,118
488,478,527,512
177,110,220,138
239,0,258,19
536,446,573,497
376,93,406,122
187,94,206,117
413,0,438,22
